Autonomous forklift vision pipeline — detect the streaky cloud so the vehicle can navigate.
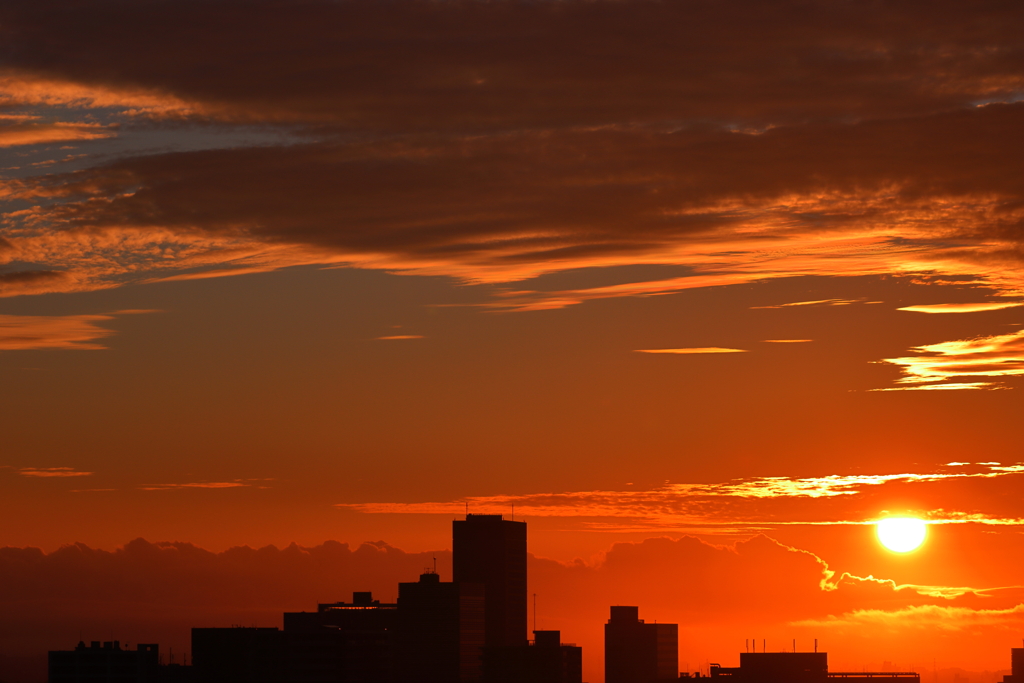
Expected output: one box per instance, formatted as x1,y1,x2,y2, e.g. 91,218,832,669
634,347,747,354
18,467,93,478
877,329,1024,390
898,302,1022,313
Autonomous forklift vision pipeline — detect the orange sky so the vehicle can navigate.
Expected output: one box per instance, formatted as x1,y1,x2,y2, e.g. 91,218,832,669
2,1,1024,682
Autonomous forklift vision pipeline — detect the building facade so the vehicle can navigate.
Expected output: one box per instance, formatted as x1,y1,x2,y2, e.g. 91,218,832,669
605,606,679,683
453,514,528,648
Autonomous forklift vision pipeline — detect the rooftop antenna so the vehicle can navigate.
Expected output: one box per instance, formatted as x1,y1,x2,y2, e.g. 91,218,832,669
533,593,537,632
433,557,437,573
815,639,818,653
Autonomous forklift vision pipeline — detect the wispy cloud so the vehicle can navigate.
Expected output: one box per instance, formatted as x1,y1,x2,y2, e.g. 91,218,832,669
19,467,93,478
338,464,1024,528
877,329,1024,390
764,339,813,343
0,310,155,351
792,603,1024,631
139,478,273,491
376,335,424,340
634,347,747,354
897,302,1023,313
751,299,865,309
0,119,115,147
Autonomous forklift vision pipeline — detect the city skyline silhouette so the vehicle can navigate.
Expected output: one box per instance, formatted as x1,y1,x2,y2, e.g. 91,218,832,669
4,0,1024,681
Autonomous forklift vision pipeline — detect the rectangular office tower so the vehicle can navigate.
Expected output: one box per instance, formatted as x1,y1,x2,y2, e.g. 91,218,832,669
453,514,528,647
605,606,678,683
396,571,485,683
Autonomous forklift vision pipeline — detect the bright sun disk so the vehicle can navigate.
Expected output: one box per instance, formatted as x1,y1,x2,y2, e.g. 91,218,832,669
876,517,927,553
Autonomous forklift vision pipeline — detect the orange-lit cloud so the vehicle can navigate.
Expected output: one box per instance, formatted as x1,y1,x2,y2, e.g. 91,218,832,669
0,1,1022,321
18,467,93,478
751,299,865,309
764,339,813,343
337,464,1024,529
877,329,1024,390
139,479,273,491
634,347,747,355
793,603,1024,631
376,335,424,340
897,302,1023,313
0,72,194,118
3,103,1023,312
0,309,161,351
0,119,115,147
0,313,116,350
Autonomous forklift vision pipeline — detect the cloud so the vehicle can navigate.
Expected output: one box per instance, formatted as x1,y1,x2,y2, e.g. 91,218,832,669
1,0,1022,130
4,101,1024,305
0,270,73,297
139,479,273,491
0,313,115,350
751,299,864,309
897,302,1023,313
763,339,813,343
337,464,1024,529
18,467,92,478
634,347,747,354
0,120,115,147
0,309,157,350
793,603,1024,632
376,335,424,340
877,329,1024,390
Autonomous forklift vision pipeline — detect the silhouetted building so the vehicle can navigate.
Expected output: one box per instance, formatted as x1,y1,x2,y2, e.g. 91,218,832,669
284,591,398,683
194,592,400,683
710,651,920,683
453,514,527,648
711,653,827,683
1000,647,1024,683
187,517,578,683
605,606,678,683
483,630,582,683
285,592,398,633
192,628,286,683
49,640,190,683
395,570,485,683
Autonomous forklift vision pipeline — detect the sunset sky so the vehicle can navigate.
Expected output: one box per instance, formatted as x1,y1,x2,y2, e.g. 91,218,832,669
2,1,1024,681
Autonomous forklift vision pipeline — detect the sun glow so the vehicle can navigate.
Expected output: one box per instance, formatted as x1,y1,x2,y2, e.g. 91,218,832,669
876,517,928,553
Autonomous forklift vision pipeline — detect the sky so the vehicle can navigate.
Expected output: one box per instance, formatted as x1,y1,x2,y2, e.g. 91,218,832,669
2,1,1024,681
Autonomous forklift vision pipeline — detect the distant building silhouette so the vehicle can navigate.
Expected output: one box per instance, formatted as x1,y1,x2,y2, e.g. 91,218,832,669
453,514,528,648
284,591,398,682
186,516,580,683
483,630,582,683
395,570,485,683
710,650,920,683
1000,646,1024,683
605,606,678,683
49,640,190,683
192,628,285,683
194,593,399,683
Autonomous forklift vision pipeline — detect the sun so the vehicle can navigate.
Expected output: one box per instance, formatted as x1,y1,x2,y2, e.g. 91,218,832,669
876,517,927,553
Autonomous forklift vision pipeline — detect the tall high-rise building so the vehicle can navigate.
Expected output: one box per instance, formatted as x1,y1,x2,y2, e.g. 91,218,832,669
604,606,678,683
453,514,528,648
